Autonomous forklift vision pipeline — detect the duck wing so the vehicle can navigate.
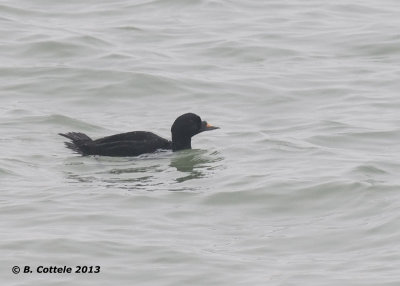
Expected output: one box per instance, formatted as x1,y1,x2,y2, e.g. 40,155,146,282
85,138,171,157
94,131,166,144
60,131,171,156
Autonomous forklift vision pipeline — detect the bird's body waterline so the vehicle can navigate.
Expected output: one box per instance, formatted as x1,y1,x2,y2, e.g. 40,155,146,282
59,113,219,157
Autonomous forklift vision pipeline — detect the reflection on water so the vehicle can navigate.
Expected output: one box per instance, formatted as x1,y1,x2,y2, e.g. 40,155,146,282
63,155,162,190
63,149,223,188
170,149,223,183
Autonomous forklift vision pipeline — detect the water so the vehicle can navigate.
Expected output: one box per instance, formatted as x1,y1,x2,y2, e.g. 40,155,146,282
1,0,400,285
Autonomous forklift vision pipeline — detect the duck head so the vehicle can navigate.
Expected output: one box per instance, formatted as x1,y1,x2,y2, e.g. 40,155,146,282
171,113,219,151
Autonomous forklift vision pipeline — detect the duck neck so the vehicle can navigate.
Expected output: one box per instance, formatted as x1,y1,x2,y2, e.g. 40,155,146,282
172,135,191,151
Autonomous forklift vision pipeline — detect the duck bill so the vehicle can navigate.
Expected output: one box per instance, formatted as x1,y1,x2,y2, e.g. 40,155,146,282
200,121,220,132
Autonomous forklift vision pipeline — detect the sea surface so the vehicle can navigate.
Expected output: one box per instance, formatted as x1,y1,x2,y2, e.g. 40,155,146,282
1,0,400,285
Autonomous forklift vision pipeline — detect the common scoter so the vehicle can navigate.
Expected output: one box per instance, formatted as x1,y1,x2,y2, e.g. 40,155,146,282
59,113,219,157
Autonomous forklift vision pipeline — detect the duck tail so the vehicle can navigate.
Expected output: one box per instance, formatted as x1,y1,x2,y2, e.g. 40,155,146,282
59,132,92,155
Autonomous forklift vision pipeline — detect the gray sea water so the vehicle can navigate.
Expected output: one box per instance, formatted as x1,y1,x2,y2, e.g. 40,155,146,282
2,0,400,285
